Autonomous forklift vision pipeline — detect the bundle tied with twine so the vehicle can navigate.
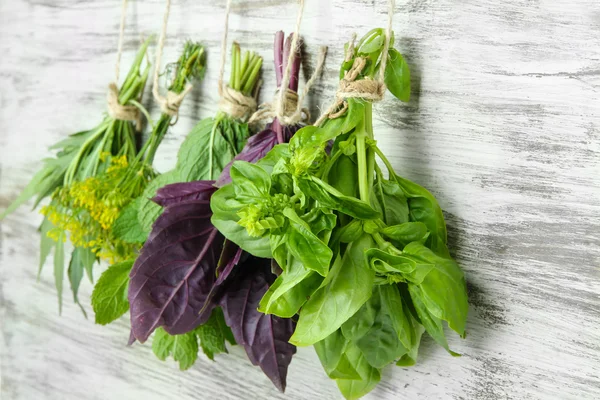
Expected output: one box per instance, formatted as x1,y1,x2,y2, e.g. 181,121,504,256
248,0,327,127
315,0,395,126
151,0,194,119
106,0,144,129
214,0,261,121
248,46,327,127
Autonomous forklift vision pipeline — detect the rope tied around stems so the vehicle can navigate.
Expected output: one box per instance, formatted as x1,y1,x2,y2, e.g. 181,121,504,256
314,0,395,126
248,46,327,126
106,0,143,126
152,0,193,118
107,83,141,121
248,0,327,126
218,85,258,119
216,0,260,120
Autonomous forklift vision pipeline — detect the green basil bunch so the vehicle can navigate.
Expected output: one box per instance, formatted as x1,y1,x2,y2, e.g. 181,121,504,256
211,28,468,400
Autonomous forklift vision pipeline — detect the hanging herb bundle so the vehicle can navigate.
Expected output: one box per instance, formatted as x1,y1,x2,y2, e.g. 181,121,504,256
117,41,264,246
89,40,207,325
217,31,306,186
0,39,152,313
210,28,468,399
126,31,312,391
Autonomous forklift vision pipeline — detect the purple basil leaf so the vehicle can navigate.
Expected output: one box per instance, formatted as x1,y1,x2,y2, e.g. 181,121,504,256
219,256,296,392
216,129,279,186
196,240,244,317
152,180,216,207
128,193,223,343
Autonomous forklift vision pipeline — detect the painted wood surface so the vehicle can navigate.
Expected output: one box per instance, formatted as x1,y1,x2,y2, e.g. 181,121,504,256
1,0,599,399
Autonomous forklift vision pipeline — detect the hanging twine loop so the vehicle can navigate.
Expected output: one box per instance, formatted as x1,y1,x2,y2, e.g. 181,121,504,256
151,0,193,118
106,0,142,125
248,0,327,126
315,0,395,126
215,0,260,121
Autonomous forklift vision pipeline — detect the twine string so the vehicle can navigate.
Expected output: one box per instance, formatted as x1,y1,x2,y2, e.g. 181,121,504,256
151,0,193,117
216,0,260,120
107,0,142,123
314,0,395,126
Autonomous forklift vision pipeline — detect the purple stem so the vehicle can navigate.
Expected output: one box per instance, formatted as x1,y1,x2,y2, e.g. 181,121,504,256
273,32,303,144
274,31,284,87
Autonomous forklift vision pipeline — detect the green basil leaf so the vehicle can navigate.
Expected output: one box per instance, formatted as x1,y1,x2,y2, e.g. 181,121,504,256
403,242,468,337
230,161,271,200
384,48,411,102
152,327,199,370
328,153,359,199
259,257,322,318
283,208,333,277
211,184,271,258
91,260,133,325
337,220,364,244
381,221,429,247
393,174,448,250
290,234,375,346
320,98,365,137
354,285,409,369
340,287,379,341
298,176,380,220
336,341,381,400
371,177,409,226
408,283,460,357
113,197,148,243
314,330,361,380
257,143,291,171
301,207,337,240
365,248,432,283
356,28,385,54
289,126,333,152
380,284,418,352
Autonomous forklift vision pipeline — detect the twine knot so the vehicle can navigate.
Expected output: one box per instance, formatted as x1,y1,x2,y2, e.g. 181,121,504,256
107,82,140,121
153,83,193,117
249,88,309,126
218,86,258,120
315,47,387,126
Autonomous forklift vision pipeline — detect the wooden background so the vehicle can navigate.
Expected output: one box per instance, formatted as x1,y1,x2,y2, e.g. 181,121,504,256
1,0,599,399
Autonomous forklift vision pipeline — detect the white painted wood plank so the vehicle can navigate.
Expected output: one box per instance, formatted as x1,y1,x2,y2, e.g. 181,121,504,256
1,0,599,399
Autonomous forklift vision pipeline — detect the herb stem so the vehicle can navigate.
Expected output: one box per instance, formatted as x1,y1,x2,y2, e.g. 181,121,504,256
209,112,225,179
356,119,369,203
365,102,375,192
373,145,396,177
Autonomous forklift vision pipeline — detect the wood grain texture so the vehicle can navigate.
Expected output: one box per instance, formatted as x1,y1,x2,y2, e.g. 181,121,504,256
1,0,599,399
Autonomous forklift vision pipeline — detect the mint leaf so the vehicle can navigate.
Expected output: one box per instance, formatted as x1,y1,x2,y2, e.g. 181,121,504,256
91,260,133,325
113,197,148,243
195,308,232,360
152,328,199,370
137,170,182,234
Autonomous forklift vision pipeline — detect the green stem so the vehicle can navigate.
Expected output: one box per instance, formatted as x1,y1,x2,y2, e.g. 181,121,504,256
354,102,377,204
373,145,396,177
209,112,225,179
64,119,110,185
365,102,375,191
